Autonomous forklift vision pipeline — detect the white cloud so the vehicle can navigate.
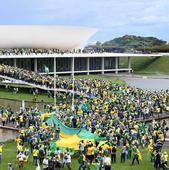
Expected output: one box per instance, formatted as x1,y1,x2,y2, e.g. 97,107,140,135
0,0,169,41
129,15,169,26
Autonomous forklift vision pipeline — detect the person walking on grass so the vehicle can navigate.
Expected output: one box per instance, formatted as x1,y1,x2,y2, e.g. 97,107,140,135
0,143,4,162
17,151,26,169
63,151,71,170
36,162,41,170
78,152,86,170
154,150,161,170
121,145,126,163
8,163,15,170
42,155,49,170
104,154,111,170
33,147,39,165
132,145,140,165
111,144,117,163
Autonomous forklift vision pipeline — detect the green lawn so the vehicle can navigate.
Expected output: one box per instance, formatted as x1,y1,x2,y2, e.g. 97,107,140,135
136,56,169,74
1,140,168,170
65,75,125,85
0,86,53,103
119,56,169,74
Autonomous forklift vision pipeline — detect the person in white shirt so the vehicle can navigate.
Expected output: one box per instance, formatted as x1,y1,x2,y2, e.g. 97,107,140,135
79,140,85,153
42,156,49,170
104,155,111,170
63,152,71,170
36,162,41,170
17,152,26,169
8,163,14,170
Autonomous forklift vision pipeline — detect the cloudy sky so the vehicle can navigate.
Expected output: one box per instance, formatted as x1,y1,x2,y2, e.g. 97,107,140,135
1,0,169,43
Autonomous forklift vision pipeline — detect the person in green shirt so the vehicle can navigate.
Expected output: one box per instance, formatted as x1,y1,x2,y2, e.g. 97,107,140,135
132,146,139,165
78,152,87,170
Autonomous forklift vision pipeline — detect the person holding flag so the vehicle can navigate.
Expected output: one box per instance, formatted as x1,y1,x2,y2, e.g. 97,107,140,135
44,65,49,75
132,145,141,165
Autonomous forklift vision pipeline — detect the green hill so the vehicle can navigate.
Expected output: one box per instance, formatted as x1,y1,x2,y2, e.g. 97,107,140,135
85,35,169,53
103,35,166,52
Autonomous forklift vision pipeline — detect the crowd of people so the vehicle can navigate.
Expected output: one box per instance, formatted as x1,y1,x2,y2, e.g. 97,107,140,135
0,65,169,169
0,103,168,170
0,48,83,56
0,64,169,112
0,64,55,88
0,47,115,56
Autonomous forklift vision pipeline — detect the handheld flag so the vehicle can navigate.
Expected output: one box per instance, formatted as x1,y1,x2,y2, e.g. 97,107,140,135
44,65,49,74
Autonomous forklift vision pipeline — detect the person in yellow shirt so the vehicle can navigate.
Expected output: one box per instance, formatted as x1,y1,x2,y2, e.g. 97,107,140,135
1,116,6,126
17,144,23,153
15,137,22,145
102,142,111,153
0,143,4,162
163,151,168,165
85,142,95,164
19,115,24,127
33,147,39,165
24,147,30,162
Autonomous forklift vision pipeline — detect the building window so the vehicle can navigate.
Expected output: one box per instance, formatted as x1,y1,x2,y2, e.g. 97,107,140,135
90,57,101,70
74,58,87,71
104,58,115,70
37,58,53,73
0,59,14,66
56,58,71,72
16,58,34,70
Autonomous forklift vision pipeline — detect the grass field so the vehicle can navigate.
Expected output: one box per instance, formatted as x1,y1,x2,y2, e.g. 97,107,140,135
70,75,125,84
1,140,169,170
119,56,169,74
0,86,53,103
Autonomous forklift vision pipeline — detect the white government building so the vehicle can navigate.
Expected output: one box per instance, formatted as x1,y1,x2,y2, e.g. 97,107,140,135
0,25,167,75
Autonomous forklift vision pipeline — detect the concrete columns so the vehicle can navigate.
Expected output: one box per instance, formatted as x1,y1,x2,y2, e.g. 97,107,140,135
13,58,16,67
53,57,56,107
101,57,105,74
115,57,118,74
87,57,90,75
34,58,37,73
71,57,75,76
128,56,131,73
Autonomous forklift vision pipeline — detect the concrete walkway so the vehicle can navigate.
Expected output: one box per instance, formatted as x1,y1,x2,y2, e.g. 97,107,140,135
0,75,88,98
0,124,19,131
105,73,169,79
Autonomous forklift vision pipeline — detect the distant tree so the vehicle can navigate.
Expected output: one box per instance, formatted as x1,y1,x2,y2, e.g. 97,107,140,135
84,35,168,53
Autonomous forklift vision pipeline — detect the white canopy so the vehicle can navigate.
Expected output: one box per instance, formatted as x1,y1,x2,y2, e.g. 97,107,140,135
0,25,97,49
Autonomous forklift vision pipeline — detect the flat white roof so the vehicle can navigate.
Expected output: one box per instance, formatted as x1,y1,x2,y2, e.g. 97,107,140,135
0,25,97,49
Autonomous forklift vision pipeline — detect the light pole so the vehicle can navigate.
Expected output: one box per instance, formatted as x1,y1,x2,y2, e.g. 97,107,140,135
54,57,56,107
72,56,75,116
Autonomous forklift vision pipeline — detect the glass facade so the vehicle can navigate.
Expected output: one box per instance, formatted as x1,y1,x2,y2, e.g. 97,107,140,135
74,58,87,71
104,57,116,70
89,57,102,70
0,57,119,74
56,58,71,72
16,58,34,70
0,58,14,66
118,57,127,69
37,58,53,73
